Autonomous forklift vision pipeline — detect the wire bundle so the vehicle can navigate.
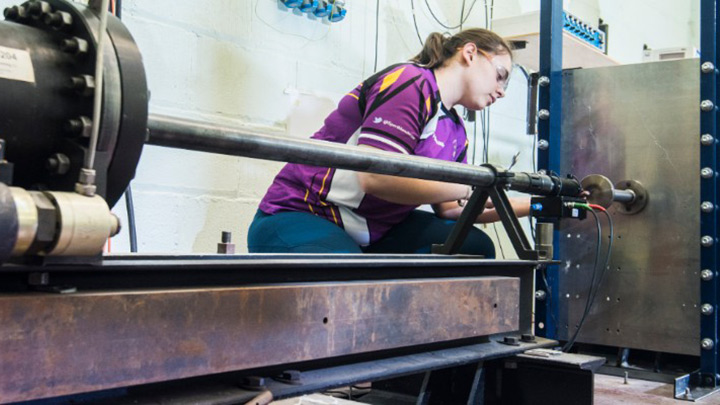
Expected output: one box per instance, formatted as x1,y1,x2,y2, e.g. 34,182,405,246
561,202,614,352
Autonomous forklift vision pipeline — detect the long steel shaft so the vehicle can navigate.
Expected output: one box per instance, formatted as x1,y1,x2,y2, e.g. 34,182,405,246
146,114,576,196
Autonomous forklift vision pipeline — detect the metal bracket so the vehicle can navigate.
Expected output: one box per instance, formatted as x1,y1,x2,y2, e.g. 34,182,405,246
675,369,720,401
432,183,546,260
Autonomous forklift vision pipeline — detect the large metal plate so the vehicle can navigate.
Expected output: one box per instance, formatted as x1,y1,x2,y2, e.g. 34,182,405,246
0,277,519,403
557,59,700,355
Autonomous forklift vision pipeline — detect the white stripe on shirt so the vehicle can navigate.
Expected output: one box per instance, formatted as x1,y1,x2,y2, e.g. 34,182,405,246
358,134,410,154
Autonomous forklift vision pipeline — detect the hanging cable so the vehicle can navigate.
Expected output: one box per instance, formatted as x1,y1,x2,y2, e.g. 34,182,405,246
484,0,488,30
489,0,495,29
373,0,380,72
125,186,138,252
109,0,138,253
410,0,424,47
423,0,477,30
84,0,110,174
562,203,614,352
587,204,614,311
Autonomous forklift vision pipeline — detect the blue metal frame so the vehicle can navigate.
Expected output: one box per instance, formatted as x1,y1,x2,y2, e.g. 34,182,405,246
535,0,563,340
700,0,719,388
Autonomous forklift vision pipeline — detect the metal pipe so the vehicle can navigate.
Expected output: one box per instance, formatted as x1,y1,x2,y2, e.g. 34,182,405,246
146,114,580,196
613,189,636,204
147,114,498,187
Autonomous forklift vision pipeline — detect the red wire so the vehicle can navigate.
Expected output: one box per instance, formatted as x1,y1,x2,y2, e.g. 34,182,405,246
588,203,606,212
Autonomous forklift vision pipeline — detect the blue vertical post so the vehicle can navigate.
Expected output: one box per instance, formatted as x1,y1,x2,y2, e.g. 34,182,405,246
700,0,719,388
535,0,563,339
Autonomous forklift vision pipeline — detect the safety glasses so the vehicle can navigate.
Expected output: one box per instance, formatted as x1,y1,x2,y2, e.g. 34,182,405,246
477,49,511,91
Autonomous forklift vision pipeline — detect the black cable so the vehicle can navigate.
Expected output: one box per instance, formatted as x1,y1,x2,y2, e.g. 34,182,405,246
459,0,466,31
472,117,478,165
529,130,537,241
563,209,602,352
486,107,491,162
410,0,424,47
484,0,488,29
588,210,614,310
423,0,477,30
125,185,138,253
373,0,380,72
489,0,494,29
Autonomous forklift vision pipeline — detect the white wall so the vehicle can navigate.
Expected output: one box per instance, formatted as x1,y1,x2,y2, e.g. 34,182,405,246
0,0,701,255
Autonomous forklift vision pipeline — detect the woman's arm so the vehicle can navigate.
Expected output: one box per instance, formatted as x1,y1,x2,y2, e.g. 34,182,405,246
432,196,532,223
357,172,471,205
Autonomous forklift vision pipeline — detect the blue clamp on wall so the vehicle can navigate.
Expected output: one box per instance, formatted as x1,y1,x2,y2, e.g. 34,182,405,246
314,0,332,17
328,4,346,22
280,0,303,8
299,0,318,13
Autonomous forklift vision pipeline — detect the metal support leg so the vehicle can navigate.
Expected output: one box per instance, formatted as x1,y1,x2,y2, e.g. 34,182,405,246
416,371,432,405
466,362,485,405
488,187,542,260
432,188,489,255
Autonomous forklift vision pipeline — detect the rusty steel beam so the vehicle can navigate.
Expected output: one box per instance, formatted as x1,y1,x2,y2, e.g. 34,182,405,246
0,276,519,403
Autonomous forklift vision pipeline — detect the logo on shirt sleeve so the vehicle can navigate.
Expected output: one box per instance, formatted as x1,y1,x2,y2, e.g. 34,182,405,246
373,116,415,139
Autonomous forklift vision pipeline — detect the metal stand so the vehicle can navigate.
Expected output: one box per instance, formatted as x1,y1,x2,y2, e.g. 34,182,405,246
432,165,547,261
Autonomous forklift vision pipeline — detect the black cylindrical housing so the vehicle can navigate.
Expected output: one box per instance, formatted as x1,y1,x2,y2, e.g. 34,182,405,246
0,0,148,207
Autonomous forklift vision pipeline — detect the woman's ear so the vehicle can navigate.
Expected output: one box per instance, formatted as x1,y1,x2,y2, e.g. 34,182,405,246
461,42,477,66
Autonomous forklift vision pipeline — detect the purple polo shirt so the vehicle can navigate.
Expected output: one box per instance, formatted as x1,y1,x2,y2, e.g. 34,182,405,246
259,63,469,246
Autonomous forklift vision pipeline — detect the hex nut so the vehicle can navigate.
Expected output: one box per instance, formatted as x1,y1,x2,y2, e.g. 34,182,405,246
46,153,70,175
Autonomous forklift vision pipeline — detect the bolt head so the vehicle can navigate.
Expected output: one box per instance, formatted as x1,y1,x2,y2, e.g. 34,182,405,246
701,100,715,112
538,76,550,87
69,75,95,96
537,139,549,150
701,167,714,179
701,338,715,350
535,290,547,301
701,304,714,315
28,1,52,19
702,236,715,247
44,10,72,29
61,37,88,55
3,6,18,20
701,269,715,281
46,153,70,175
702,62,715,74
538,109,550,120
701,202,715,213
701,134,715,146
